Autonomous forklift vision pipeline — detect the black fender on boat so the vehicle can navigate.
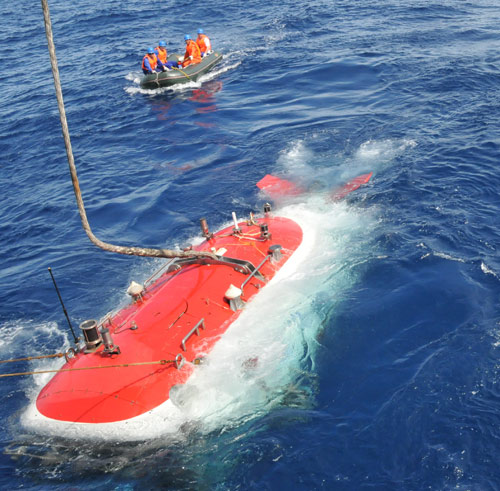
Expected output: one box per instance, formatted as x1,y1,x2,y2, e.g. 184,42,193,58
140,51,223,89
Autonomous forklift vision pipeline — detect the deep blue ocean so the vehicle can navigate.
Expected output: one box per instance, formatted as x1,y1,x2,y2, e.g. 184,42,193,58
1,0,500,489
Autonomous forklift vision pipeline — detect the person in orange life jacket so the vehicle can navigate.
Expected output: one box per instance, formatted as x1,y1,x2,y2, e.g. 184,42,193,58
154,40,176,70
178,34,201,68
196,29,212,57
142,47,162,74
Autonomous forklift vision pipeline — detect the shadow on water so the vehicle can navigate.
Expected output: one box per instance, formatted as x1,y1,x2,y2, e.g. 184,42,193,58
5,434,202,487
5,373,319,488
148,80,224,119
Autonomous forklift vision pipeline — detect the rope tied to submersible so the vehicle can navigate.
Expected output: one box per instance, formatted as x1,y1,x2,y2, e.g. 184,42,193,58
40,0,216,262
0,353,65,364
0,358,179,378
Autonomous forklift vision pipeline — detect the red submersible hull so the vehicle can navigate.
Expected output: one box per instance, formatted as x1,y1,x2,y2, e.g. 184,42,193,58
24,210,308,439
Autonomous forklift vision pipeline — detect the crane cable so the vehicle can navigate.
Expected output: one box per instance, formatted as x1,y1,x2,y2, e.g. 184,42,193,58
40,0,216,261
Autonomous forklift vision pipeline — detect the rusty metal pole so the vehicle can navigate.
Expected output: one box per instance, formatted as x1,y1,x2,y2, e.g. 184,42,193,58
40,0,214,260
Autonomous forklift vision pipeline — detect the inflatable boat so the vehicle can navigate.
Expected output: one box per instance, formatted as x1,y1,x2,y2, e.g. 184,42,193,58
140,51,223,89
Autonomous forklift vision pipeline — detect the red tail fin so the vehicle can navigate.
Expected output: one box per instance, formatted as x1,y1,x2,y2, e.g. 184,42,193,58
257,172,373,200
256,174,304,197
330,172,373,201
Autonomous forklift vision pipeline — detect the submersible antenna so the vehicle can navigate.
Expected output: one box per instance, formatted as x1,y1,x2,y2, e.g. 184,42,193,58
40,0,215,261
47,267,79,345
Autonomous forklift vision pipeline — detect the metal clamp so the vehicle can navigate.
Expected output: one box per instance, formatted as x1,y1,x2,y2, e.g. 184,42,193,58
175,353,185,369
64,347,77,362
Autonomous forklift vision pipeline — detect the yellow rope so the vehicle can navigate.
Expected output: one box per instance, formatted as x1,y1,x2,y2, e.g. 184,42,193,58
172,66,193,81
225,240,268,257
0,359,176,378
0,353,64,364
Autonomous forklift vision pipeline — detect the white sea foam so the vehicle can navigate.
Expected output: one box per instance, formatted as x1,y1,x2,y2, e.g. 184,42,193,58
355,138,417,162
125,77,201,96
433,251,466,263
0,321,28,351
480,261,498,279
277,140,315,177
0,319,71,405
274,137,415,192
0,319,69,364
173,201,373,435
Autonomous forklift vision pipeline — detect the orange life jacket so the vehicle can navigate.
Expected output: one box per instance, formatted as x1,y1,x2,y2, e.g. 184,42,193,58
182,40,201,67
155,46,168,64
142,53,158,71
196,34,211,54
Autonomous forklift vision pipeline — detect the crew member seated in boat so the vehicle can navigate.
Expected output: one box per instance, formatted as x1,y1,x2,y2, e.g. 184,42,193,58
196,29,212,57
142,47,162,74
178,34,201,68
155,40,176,70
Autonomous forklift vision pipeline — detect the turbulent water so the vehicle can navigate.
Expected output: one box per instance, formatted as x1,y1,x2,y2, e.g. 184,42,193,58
1,0,500,488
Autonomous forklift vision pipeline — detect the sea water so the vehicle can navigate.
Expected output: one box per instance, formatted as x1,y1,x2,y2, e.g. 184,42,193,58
1,0,499,488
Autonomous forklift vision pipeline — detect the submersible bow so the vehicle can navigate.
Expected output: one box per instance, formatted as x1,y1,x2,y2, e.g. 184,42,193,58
40,0,215,261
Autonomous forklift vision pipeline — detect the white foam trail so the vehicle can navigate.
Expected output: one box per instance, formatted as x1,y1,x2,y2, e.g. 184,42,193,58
199,60,241,81
0,320,69,364
480,261,498,279
356,138,416,160
125,76,201,96
274,137,415,192
432,251,466,263
351,138,416,175
0,321,28,351
340,139,415,182
277,140,315,177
